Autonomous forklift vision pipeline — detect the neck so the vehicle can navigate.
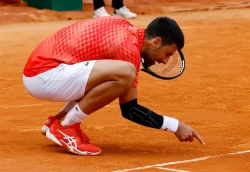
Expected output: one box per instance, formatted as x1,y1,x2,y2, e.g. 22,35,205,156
140,38,150,54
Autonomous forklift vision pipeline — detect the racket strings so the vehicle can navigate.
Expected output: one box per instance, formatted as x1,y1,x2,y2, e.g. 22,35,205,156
149,51,183,77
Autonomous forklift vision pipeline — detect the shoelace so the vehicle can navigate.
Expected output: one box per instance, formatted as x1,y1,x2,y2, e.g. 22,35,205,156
76,127,90,144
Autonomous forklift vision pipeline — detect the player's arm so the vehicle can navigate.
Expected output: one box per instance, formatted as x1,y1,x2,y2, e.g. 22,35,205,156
119,88,205,145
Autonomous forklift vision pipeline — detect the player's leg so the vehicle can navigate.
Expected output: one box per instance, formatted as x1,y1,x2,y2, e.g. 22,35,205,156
61,59,136,126
45,59,135,129
35,59,136,155
40,59,136,140
112,0,124,10
83,60,136,112
41,101,77,136
56,101,77,119
42,58,135,133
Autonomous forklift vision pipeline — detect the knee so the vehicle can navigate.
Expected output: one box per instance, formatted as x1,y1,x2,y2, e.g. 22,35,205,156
116,61,136,89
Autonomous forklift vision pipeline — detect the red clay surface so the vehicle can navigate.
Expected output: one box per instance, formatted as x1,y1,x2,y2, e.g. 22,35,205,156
0,4,250,172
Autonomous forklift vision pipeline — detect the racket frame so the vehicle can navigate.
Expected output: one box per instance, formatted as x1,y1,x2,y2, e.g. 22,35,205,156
141,49,185,80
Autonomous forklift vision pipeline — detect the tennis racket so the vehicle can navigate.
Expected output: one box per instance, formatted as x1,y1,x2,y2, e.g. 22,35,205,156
141,49,185,80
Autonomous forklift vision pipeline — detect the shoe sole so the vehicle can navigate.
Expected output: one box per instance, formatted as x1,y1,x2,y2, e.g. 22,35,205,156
46,129,101,156
113,14,137,19
41,125,49,136
46,129,63,146
67,147,101,156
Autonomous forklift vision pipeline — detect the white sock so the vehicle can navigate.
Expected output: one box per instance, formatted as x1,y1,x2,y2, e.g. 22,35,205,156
61,104,88,126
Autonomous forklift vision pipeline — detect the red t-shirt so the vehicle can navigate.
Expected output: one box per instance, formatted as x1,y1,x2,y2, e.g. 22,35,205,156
23,16,144,88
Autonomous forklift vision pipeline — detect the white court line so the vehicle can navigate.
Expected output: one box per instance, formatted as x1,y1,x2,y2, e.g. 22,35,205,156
0,103,49,108
18,129,40,132
112,150,250,172
156,167,189,172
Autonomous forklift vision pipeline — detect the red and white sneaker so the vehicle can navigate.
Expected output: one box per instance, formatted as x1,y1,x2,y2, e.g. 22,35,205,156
46,119,101,155
41,116,55,136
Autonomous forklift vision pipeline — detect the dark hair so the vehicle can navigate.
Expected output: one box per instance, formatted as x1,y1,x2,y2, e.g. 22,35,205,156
145,17,184,49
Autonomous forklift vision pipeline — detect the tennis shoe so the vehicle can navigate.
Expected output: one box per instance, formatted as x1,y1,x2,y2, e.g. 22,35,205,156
113,6,137,19
46,119,101,155
93,7,110,18
41,116,55,136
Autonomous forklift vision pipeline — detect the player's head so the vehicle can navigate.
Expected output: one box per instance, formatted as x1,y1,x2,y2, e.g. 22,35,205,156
141,17,184,67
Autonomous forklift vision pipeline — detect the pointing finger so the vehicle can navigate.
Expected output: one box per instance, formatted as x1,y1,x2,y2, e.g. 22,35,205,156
193,130,205,145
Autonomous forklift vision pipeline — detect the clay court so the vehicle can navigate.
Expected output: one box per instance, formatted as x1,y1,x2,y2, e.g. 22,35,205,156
0,1,250,172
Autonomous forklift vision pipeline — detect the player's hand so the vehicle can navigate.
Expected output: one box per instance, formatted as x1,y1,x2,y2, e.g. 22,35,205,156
174,121,205,145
